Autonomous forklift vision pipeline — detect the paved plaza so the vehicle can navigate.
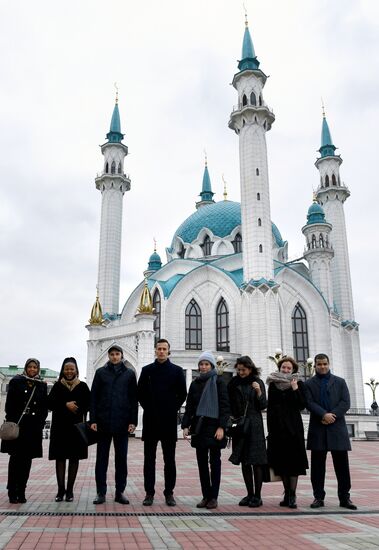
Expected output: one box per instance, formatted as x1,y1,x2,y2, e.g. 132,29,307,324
0,439,378,549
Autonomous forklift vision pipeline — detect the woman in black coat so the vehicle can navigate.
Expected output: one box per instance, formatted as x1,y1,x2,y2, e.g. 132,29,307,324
1,358,48,503
48,357,90,502
266,356,308,509
227,356,267,507
181,351,230,510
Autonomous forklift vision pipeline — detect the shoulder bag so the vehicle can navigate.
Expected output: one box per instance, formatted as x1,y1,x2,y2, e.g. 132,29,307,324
0,386,37,440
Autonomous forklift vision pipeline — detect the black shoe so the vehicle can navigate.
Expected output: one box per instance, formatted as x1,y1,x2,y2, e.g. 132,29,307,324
18,494,27,504
248,497,263,508
93,494,106,505
143,494,154,506
165,494,176,506
238,496,251,506
288,491,297,509
196,498,208,508
279,491,289,507
115,492,129,505
8,495,18,504
339,499,357,510
310,498,324,509
206,498,218,510
65,493,74,502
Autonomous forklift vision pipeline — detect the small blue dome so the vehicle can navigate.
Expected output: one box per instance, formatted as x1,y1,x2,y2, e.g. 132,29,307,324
172,200,284,248
306,202,326,225
148,251,162,271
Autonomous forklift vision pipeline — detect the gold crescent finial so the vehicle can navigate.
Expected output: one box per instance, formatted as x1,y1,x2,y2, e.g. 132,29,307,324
114,82,119,104
243,3,248,26
321,96,326,118
89,287,103,325
153,237,157,252
313,189,317,203
204,148,207,166
222,173,228,201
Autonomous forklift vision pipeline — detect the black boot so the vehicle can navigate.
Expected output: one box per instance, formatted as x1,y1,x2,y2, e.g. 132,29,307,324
288,490,297,509
279,490,289,507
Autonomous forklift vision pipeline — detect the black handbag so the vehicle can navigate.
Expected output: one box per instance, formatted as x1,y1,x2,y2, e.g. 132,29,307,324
74,422,100,446
226,402,248,438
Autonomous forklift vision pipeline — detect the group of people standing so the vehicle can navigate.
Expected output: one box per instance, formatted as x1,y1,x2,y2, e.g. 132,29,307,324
1,340,357,512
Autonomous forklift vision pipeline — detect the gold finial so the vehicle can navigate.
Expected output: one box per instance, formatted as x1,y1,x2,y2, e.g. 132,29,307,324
89,287,103,325
114,82,119,104
204,148,207,166
313,191,318,203
137,279,154,314
153,237,157,252
222,173,228,201
321,96,325,118
243,3,248,27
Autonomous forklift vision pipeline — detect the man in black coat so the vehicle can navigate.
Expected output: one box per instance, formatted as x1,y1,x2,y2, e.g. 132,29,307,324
305,353,357,510
138,339,187,506
90,345,138,505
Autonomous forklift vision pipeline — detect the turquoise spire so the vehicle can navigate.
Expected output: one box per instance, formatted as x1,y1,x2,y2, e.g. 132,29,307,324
106,92,124,143
238,16,260,72
319,108,336,158
199,157,214,202
306,197,326,225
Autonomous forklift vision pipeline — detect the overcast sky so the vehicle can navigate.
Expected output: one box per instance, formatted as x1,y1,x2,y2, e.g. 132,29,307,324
0,1,377,403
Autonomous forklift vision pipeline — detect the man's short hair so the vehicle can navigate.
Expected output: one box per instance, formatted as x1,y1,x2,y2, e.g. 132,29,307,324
155,338,170,349
314,353,329,364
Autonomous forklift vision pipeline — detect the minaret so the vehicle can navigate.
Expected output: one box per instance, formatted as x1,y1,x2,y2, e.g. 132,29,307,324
95,92,131,316
302,197,334,307
315,110,354,320
229,15,275,282
196,153,215,209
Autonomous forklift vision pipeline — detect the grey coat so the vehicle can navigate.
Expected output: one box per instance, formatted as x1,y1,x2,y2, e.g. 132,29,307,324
305,373,351,451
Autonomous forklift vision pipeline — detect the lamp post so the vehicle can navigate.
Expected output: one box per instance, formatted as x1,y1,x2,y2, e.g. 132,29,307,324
365,378,379,415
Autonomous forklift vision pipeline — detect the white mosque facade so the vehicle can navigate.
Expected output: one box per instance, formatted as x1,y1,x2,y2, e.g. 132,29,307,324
86,20,369,434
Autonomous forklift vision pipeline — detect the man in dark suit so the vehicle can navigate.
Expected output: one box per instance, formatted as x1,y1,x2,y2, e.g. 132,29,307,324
305,353,357,510
90,345,138,505
138,339,187,506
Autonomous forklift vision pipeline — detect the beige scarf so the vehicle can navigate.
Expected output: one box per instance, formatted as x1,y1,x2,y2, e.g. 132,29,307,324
60,377,80,391
266,371,298,391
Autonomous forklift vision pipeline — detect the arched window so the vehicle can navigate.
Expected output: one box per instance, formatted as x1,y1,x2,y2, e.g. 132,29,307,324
232,233,242,253
105,162,109,174
311,234,317,248
118,162,122,174
250,91,256,106
177,243,185,258
257,192,260,200
319,233,324,247
216,298,230,352
185,299,202,350
201,235,213,256
259,244,263,253
111,161,116,174
153,289,161,342
256,168,259,176
332,174,337,186
292,303,309,364
258,218,261,226
259,95,263,106
325,175,329,188
242,94,247,106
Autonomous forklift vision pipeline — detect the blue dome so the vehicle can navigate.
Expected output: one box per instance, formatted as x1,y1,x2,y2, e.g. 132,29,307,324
172,200,284,247
147,251,162,271
306,202,326,225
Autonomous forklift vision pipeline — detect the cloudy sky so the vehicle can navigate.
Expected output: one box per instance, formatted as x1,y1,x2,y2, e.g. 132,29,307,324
0,1,377,402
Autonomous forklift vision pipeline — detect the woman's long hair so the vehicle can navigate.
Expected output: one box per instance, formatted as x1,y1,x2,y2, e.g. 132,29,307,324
234,355,260,376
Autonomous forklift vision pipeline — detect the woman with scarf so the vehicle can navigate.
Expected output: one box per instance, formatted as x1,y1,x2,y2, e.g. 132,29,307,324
48,357,90,502
227,356,267,507
266,356,308,508
181,351,230,510
1,358,48,503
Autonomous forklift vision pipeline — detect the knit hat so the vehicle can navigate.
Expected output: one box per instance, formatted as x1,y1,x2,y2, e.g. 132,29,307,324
108,344,123,356
198,351,216,369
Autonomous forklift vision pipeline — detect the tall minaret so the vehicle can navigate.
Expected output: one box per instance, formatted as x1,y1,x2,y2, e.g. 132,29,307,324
315,110,354,320
196,153,215,209
302,197,334,307
229,15,275,282
95,93,131,316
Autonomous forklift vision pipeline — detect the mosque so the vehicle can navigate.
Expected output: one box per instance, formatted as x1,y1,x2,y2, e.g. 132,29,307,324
86,18,369,434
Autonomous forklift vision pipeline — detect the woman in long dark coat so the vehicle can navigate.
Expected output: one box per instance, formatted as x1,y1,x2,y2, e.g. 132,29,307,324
1,358,48,503
227,356,267,507
48,357,90,501
181,351,230,510
266,356,308,509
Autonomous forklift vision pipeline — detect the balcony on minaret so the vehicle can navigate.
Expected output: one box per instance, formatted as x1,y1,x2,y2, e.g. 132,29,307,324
229,100,275,133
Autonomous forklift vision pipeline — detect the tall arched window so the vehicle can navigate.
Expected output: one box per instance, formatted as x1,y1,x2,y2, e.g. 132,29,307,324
232,233,242,253
185,299,202,350
332,174,337,186
250,91,256,106
153,289,161,342
258,218,262,226
201,235,213,256
292,303,309,364
118,162,122,174
325,175,329,188
105,162,109,174
259,244,263,253
111,161,116,174
216,298,230,352
242,94,247,106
